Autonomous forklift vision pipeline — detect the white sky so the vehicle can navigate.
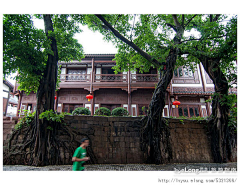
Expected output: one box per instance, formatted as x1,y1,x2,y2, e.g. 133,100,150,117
74,25,118,54
33,18,118,54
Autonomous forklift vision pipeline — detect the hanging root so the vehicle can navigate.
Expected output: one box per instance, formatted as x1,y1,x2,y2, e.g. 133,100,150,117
207,116,237,163
140,116,172,164
3,121,98,166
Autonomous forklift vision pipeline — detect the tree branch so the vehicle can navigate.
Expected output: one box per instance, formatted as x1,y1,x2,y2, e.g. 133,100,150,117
181,34,227,43
184,14,198,28
166,23,177,32
95,14,161,68
213,14,221,22
182,14,184,27
172,14,181,28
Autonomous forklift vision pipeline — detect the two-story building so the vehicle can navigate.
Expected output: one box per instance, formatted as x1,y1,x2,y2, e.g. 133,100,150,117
15,54,237,117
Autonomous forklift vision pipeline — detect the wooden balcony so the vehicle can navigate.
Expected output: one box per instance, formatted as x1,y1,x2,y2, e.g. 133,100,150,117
59,73,160,90
60,73,159,83
94,74,128,82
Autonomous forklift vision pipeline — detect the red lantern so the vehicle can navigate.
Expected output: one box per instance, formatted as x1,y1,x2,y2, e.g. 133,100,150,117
54,96,57,100
173,100,181,108
86,94,93,101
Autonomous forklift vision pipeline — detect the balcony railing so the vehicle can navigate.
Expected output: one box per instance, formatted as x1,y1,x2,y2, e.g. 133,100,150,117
60,73,160,83
60,74,91,82
131,74,160,82
94,74,127,82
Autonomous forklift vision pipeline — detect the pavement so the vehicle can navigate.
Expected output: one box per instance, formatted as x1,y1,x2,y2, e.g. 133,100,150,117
3,162,237,171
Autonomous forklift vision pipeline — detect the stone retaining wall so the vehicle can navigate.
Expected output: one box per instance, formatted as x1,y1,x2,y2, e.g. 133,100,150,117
3,117,18,141
168,119,213,163
64,116,215,164
4,116,236,164
64,116,144,164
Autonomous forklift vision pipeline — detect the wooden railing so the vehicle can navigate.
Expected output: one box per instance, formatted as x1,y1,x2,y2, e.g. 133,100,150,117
60,74,91,82
60,73,160,83
131,74,160,82
94,74,127,82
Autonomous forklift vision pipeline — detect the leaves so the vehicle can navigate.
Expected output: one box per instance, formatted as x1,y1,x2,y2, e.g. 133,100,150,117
39,109,65,123
3,14,84,93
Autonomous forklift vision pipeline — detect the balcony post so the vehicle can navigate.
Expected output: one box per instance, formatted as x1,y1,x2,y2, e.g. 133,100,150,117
128,69,131,115
91,91,95,116
16,91,22,117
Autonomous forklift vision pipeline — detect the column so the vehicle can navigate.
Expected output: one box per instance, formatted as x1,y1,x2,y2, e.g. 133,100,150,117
128,69,131,115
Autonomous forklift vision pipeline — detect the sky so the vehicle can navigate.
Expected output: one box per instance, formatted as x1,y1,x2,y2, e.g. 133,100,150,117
33,18,118,54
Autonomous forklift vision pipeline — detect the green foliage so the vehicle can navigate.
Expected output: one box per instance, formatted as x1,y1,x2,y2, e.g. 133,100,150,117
39,109,65,123
179,119,184,124
169,115,207,121
72,107,91,115
3,14,84,94
189,116,208,121
220,94,237,131
94,107,111,116
46,126,53,131
56,65,62,91
111,107,129,117
80,14,237,89
14,110,35,130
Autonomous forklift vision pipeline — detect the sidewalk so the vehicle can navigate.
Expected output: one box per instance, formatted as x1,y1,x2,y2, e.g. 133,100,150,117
3,162,237,171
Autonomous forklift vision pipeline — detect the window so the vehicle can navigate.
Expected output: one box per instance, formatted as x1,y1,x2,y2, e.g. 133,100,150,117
184,107,188,116
63,104,83,113
174,67,193,78
178,105,200,117
102,68,115,74
67,69,86,80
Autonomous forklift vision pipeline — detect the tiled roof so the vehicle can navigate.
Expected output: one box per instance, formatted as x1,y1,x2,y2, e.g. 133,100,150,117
173,91,237,95
84,54,116,57
3,80,14,92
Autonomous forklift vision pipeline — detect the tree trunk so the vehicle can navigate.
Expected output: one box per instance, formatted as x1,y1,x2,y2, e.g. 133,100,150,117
30,14,59,166
141,47,178,164
200,57,236,162
141,17,184,164
3,15,98,166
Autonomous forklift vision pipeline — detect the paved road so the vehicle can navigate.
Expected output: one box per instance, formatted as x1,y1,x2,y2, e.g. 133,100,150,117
3,162,237,171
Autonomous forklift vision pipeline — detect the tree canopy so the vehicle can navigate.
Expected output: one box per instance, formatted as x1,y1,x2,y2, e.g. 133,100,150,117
3,14,84,94
79,14,237,163
77,14,237,80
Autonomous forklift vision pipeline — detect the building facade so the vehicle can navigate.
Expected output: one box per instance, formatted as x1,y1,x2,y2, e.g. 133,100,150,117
3,80,19,116
16,54,237,117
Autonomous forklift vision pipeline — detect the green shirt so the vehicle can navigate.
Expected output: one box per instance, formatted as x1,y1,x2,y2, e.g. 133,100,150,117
72,147,87,171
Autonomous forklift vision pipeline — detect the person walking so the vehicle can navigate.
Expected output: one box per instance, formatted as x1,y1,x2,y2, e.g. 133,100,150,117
72,138,90,171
